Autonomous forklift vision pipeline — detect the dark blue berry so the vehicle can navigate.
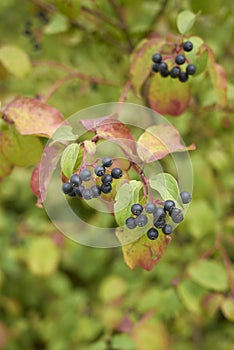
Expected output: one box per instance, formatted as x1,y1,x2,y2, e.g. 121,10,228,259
182,41,193,52
159,62,168,72
179,72,188,82
131,203,143,216
91,185,101,198
101,174,113,185
164,200,175,212
154,217,166,229
154,207,166,221
170,208,184,223
80,169,92,181
180,191,192,204
111,168,123,179
162,224,173,235
62,182,73,194
94,165,106,176
82,188,93,200
70,174,82,187
100,183,112,194
160,69,169,77
152,53,162,63
170,66,181,78
175,55,186,65
186,64,196,75
147,227,159,240
145,202,156,214
68,190,76,197
125,217,136,229
102,157,113,167
74,185,85,197
135,214,148,227
152,63,159,72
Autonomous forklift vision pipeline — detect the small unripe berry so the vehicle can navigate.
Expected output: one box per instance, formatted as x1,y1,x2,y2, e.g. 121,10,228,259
125,217,136,229
80,169,92,181
131,203,143,216
111,168,123,179
175,54,186,65
102,157,113,167
94,165,106,177
152,53,162,63
147,227,159,240
135,214,148,227
182,41,193,52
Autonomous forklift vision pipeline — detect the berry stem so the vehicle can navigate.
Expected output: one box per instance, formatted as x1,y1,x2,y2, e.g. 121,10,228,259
130,162,154,202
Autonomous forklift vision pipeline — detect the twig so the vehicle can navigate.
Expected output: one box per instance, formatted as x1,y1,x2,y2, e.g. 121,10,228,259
81,5,119,29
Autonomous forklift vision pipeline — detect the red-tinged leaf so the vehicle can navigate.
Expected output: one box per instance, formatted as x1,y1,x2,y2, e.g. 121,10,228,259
137,124,196,162
130,38,166,95
0,322,11,349
116,227,171,271
208,50,228,107
30,143,63,207
148,74,190,116
0,133,14,181
2,97,66,138
80,114,118,132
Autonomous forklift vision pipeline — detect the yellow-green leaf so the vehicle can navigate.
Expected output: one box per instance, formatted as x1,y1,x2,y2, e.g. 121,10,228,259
60,143,79,178
0,45,31,78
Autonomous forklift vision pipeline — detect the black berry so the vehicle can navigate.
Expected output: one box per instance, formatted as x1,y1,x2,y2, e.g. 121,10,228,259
152,63,159,72
91,185,101,198
111,168,123,179
94,165,106,177
101,174,113,185
152,53,162,63
82,188,93,200
182,41,193,52
135,214,148,227
102,157,113,167
162,224,173,235
100,183,112,194
170,208,184,223
154,217,166,229
179,72,188,82
175,55,186,65
62,182,73,194
75,185,85,197
147,227,159,240
131,203,143,216
68,190,76,197
160,69,169,77
180,191,192,204
80,169,92,181
170,66,181,78
145,202,156,214
125,217,136,229
159,62,168,72
186,64,196,75
70,174,82,187
154,207,166,221
164,200,175,212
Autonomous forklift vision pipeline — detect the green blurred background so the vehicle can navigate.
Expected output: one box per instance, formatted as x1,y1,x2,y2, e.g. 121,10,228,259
0,1,233,349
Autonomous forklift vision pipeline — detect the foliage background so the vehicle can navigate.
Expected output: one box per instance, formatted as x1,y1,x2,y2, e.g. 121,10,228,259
0,0,233,349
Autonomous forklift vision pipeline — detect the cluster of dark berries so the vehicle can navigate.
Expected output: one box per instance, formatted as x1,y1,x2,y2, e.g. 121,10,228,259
62,157,123,200
125,191,192,240
151,41,196,83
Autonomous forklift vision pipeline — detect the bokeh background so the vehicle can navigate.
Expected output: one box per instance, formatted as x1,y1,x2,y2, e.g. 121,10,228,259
0,1,233,349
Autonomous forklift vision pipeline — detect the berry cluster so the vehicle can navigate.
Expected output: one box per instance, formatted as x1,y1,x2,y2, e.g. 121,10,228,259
62,157,123,200
151,41,196,83
125,191,191,240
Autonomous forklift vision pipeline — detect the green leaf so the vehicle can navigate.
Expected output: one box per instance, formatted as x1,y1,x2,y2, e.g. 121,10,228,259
177,279,207,313
0,45,31,78
87,341,107,350
149,173,181,207
0,134,14,181
221,297,234,321
25,237,60,276
99,275,128,302
176,10,197,35
51,125,77,145
187,260,229,292
114,180,142,226
111,334,136,350
44,13,69,35
1,125,43,167
60,143,79,179
137,125,196,163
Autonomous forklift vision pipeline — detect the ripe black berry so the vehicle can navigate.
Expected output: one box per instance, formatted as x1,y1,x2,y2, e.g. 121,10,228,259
170,208,184,223
179,72,188,82
154,207,166,221
80,169,92,181
82,188,93,200
111,168,123,179
182,41,193,52
154,217,166,229
159,62,168,72
147,227,159,240
94,165,106,177
162,224,173,235
175,55,186,65
102,157,113,167
145,202,156,214
152,63,159,72
70,174,82,187
186,64,196,75
152,53,162,63
164,200,175,212
75,185,85,197
170,66,181,78
180,191,192,204
62,182,73,194
91,185,101,198
135,214,148,227
160,69,169,77
68,190,76,197
101,174,113,185
131,203,143,216
125,217,136,229
100,183,112,194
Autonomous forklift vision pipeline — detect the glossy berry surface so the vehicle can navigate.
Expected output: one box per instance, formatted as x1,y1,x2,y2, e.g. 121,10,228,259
82,188,93,200
91,185,101,198
179,72,188,82
180,191,192,204
94,165,106,176
175,55,186,65
79,169,92,181
152,63,159,72
154,217,166,229
160,69,169,77
100,183,112,194
135,214,148,227
75,185,85,197
125,217,136,229
131,203,143,216
101,174,113,185
111,168,123,179
152,53,162,63
70,174,82,187
159,62,168,72
183,41,193,52
170,208,184,223
147,227,159,240
102,157,113,167
170,66,181,78
186,64,196,75
164,200,175,212
154,207,166,220
145,202,156,214
62,182,73,194
162,224,173,235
